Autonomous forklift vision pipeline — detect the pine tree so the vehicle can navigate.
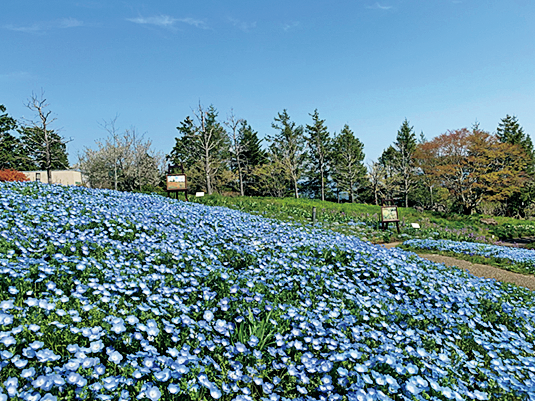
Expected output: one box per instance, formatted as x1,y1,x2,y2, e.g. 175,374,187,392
19,93,70,182
497,115,534,164
20,127,69,171
170,104,230,195
305,109,331,201
330,125,367,203
270,110,306,198
496,115,534,216
393,119,417,207
239,120,266,195
378,146,399,201
0,105,29,170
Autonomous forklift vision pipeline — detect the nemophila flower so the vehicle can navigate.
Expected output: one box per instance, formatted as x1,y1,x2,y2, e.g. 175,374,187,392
0,336,16,346
146,385,162,401
21,367,36,379
28,324,40,332
146,319,159,336
1,183,535,400
66,372,83,386
203,310,214,322
108,350,123,364
168,383,180,394
35,349,60,363
125,315,139,325
0,300,14,310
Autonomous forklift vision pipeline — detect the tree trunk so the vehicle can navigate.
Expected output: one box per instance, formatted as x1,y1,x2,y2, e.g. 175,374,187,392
294,179,299,199
205,146,212,194
320,168,325,201
238,166,244,196
350,181,354,203
205,162,212,195
237,155,244,196
404,178,409,208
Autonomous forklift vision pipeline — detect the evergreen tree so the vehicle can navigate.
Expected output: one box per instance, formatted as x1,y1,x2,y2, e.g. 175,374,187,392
19,93,70,182
270,110,306,198
496,115,534,216
0,105,29,170
305,109,331,201
497,115,534,164
238,120,266,195
20,127,69,171
169,104,230,195
393,119,417,207
330,125,367,203
378,146,399,201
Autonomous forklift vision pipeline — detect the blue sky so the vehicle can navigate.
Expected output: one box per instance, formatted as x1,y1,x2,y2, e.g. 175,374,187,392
2,1,534,165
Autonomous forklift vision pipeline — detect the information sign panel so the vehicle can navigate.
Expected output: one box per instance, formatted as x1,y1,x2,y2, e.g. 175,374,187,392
381,206,399,222
167,174,187,190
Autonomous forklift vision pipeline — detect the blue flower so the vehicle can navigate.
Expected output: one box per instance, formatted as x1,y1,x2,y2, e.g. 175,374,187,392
146,385,162,401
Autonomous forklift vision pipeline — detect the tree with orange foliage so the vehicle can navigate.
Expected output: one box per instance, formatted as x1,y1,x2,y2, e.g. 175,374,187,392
0,169,29,182
416,128,528,214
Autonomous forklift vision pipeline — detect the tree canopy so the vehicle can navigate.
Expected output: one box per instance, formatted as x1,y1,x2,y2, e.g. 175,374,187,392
417,128,527,214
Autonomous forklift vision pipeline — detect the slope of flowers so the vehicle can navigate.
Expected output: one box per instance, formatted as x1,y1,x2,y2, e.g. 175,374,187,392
1,182,535,401
403,239,535,273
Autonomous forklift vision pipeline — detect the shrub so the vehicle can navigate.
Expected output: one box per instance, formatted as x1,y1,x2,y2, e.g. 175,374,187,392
0,169,29,182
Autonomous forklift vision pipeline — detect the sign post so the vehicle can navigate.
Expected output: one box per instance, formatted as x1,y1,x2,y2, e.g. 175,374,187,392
166,163,189,201
380,199,400,233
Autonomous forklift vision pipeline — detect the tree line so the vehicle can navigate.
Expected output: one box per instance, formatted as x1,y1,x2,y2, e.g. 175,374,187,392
2,95,533,216
168,104,533,217
168,104,369,203
0,93,69,184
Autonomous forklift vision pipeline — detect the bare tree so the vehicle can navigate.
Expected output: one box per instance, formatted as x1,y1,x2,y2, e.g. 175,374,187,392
367,161,386,205
79,123,164,191
170,104,230,195
224,110,245,196
21,91,70,183
270,110,306,198
98,116,120,191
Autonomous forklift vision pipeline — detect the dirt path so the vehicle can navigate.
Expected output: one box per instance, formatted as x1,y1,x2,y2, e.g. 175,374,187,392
380,242,535,291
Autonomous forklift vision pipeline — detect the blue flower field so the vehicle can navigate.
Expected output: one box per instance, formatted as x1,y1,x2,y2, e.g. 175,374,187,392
1,182,535,401
403,239,535,273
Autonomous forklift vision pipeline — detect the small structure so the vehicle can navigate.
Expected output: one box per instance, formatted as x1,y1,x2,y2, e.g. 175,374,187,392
166,164,188,201
23,170,83,186
380,199,400,233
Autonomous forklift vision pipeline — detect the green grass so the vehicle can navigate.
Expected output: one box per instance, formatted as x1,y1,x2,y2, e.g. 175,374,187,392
400,246,535,276
186,194,535,243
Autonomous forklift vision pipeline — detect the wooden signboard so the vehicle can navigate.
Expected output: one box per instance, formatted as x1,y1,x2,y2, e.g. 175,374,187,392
166,163,188,201
381,206,399,222
167,174,187,190
380,199,400,233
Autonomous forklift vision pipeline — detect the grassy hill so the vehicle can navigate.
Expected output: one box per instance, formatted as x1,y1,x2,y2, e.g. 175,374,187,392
0,182,534,400
190,194,535,244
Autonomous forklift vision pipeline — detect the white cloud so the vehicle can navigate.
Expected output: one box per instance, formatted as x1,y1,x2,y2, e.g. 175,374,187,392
127,15,176,27
4,18,84,33
59,17,85,28
229,17,256,32
0,71,34,82
283,21,300,32
127,14,209,30
178,17,209,29
367,3,393,10
4,23,42,33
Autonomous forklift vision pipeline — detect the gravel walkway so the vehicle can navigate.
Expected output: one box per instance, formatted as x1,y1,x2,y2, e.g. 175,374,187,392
380,242,535,291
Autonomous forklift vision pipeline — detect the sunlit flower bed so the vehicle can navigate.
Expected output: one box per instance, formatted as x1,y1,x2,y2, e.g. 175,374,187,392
1,183,535,401
403,239,535,273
